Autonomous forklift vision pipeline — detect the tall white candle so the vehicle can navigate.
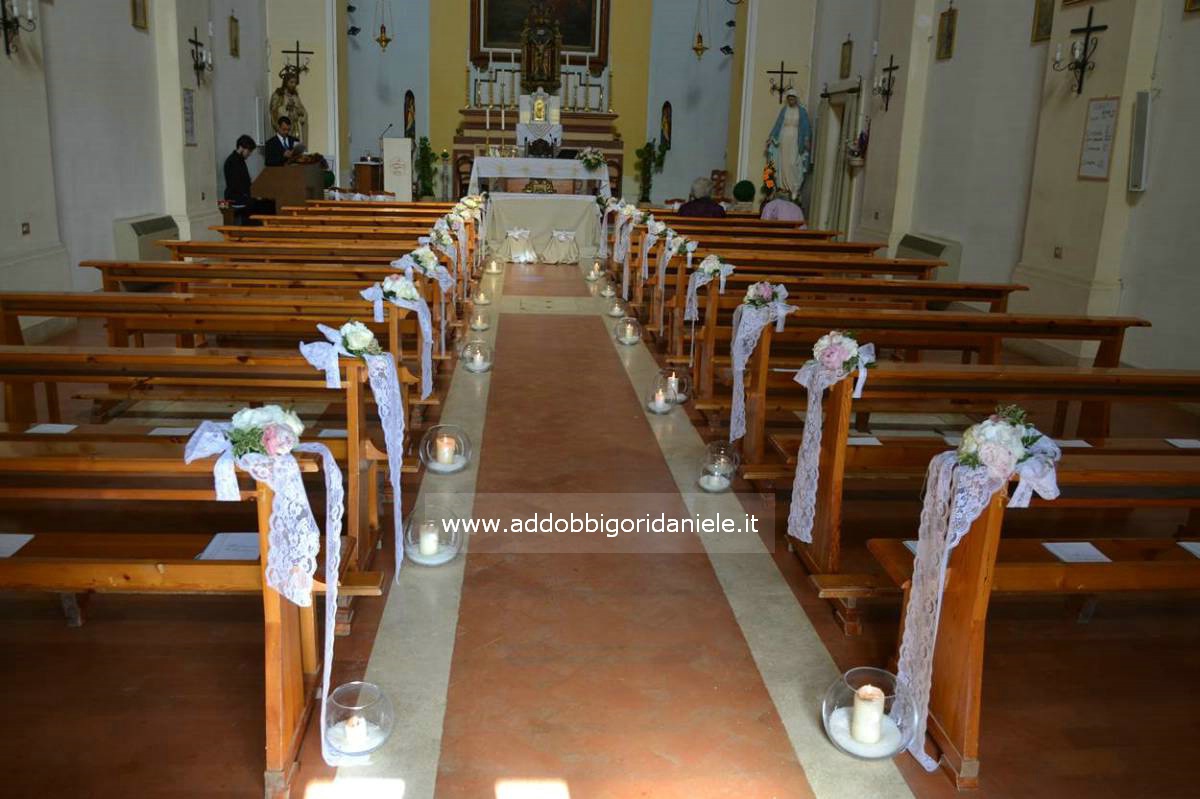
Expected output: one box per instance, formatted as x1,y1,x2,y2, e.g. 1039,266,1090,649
485,105,490,130
667,373,680,399
435,435,456,465
850,684,886,744
472,350,486,370
418,521,440,556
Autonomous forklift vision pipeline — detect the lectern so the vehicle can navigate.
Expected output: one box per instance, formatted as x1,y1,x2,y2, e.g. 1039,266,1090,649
250,164,324,212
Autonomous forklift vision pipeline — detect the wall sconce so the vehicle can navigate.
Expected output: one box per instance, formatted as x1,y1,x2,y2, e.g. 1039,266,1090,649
2,0,36,57
719,45,734,56
188,26,214,86
1052,6,1107,96
348,25,361,37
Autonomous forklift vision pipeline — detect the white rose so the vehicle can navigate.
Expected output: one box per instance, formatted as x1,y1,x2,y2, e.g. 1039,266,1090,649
698,254,722,275
275,407,305,437
340,320,376,353
231,404,304,436
648,219,667,237
383,275,420,302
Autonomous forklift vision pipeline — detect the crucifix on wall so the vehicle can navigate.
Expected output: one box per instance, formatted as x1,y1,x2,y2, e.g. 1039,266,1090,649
282,39,314,74
875,54,900,111
766,61,798,104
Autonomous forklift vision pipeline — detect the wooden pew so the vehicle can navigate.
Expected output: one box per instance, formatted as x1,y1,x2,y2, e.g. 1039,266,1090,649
0,440,381,797
866,455,1200,787
215,225,436,243
161,239,424,264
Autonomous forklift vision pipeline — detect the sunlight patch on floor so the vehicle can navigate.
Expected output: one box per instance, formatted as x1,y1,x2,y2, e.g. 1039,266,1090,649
494,778,572,799
305,776,406,798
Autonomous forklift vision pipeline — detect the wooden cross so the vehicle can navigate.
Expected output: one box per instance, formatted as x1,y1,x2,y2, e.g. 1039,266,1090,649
1068,7,1107,95
282,39,314,73
766,61,798,104
879,54,900,111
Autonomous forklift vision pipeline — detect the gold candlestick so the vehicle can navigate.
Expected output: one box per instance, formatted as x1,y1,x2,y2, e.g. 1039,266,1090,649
607,68,614,113
465,66,471,107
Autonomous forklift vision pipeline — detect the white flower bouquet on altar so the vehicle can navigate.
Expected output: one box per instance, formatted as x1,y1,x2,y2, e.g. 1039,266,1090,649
957,404,1044,481
227,405,305,458
339,320,382,357
577,147,607,171
812,330,868,374
743,280,787,308
381,273,422,303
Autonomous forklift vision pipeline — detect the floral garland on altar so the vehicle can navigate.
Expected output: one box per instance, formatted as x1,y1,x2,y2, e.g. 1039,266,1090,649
787,331,876,542
895,405,1061,771
577,147,607,171
185,406,345,765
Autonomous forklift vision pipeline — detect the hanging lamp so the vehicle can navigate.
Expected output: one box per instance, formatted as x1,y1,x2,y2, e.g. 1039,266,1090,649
691,0,710,59
374,0,393,51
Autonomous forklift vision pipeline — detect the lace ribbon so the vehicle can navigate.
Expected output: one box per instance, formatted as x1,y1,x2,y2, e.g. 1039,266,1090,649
616,219,635,300
785,345,877,542
395,255,455,354
684,256,734,365
300,324,407,582
360,284,435,400
895,437,1060,771
657,240,696,334
599,205,617,258
184,423,347,766
728,299,795,442
639,233,659,282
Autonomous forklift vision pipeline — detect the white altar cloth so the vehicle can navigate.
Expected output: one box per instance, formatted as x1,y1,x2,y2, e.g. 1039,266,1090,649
483,193,600,262
516,121,563,149
469,157,610,198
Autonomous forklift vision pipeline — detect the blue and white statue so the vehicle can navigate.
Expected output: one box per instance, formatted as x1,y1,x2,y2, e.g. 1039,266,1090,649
765,90,812,198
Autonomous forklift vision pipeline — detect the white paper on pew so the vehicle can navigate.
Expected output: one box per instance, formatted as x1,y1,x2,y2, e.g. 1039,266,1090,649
0,533,34,558
148,426,195,436
196,533,261,561
903,540,918,556
26,423,76,435
1055,439,1092,448
1178,541,1200,559
943,434,963,447
318,429,349,439
848,436,882,447
1042,542,1111,563
1166,438,1200,450
873,429,943,439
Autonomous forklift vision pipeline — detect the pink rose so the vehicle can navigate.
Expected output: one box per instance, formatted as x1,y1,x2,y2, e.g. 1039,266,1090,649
978,441,1017,481
819,343,851,371
755,283,773,301
262,423,298,457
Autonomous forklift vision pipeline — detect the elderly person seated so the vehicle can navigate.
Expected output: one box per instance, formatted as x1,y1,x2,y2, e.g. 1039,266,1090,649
676,177,727,218
759,188,806,224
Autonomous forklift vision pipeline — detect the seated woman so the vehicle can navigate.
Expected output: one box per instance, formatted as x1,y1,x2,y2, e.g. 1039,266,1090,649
676,177,726,218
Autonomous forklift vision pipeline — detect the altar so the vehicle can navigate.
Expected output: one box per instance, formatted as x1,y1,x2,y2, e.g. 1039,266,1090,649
484,192,599,262
468,157,610,197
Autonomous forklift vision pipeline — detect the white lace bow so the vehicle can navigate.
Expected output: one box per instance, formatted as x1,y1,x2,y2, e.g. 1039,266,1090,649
728,294,795,442
359,283,435,400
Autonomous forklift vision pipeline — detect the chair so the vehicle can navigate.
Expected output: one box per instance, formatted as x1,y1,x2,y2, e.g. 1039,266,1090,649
455,154,474,198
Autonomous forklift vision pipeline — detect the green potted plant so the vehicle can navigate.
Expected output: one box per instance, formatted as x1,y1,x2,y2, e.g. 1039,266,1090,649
634,138,668,205
415,137,436,200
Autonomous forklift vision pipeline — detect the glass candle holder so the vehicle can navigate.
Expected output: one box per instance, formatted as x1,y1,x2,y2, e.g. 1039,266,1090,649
469,310,491,331
325,681,395,757
419,424,472,475
658,367,691,404
698,450,737,492
460,339,494,373
585,261,604,282
614,316,642,346
472,287,492,306
485,258,503,274
598,278,616,298
821,667,916,760
646,381,673,415
705,440,741,474
403,507,465,566
605,297,627,318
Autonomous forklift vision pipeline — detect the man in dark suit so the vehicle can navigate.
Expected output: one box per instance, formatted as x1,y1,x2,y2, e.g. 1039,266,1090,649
263,116,302,166
223,135,256,204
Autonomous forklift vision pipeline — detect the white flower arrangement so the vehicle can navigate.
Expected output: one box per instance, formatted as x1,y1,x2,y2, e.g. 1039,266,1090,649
228,404,304,458
381,273,421,302
453,203,479,221
697,254,731,276
957,405,1043,481
743,280,786,307
619,202,639,218
429,226,455,251
410,245,441,274
647,218,667,237
339,320,381,357
460,196,481,209
605,196,623,212
812,330,865,374
577,147,607,170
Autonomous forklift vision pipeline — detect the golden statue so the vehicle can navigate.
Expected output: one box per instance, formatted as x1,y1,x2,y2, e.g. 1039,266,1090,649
533,96,547,122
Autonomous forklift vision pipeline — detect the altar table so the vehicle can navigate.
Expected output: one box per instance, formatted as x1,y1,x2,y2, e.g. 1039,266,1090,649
484,193,600,262
469,157,610,198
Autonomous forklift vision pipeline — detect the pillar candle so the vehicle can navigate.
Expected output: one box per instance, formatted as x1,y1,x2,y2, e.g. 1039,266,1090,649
850,684,886,744
667,373,679,399
344,714,369,749
418,521,440,556
435,435,456,465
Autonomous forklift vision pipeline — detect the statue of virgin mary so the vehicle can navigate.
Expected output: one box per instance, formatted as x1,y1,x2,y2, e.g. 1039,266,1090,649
765,90,812,198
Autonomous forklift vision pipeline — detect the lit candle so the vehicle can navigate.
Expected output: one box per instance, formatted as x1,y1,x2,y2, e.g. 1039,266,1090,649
623,322,636,340
475,290,489,305
850,684,886,744
667,373,680,399
343,714,369,749
472,349,486,371
435,434,456,465
650,388,669,413
485,104,490,130
418,520,440,556
471,313,488,330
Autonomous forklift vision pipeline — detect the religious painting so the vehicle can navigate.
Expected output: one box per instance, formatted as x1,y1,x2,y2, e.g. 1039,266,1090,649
130,0,148,31
470,0,611,69
660,101,672,152
839,37,853,80
404,91,417,140
936,6,957,61
229,15,240,58
1032,0,1054,43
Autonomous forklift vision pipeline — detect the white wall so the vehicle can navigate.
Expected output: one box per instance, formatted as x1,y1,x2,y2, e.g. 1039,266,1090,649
642,0,735,202
40,0,163,289
808,0,879,100
911,0,1046,284
346,0,429,161
212,0,270,195
1117,4,1200,368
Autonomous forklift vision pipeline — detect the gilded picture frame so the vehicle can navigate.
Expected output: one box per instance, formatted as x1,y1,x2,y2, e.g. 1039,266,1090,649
131,0,148,31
